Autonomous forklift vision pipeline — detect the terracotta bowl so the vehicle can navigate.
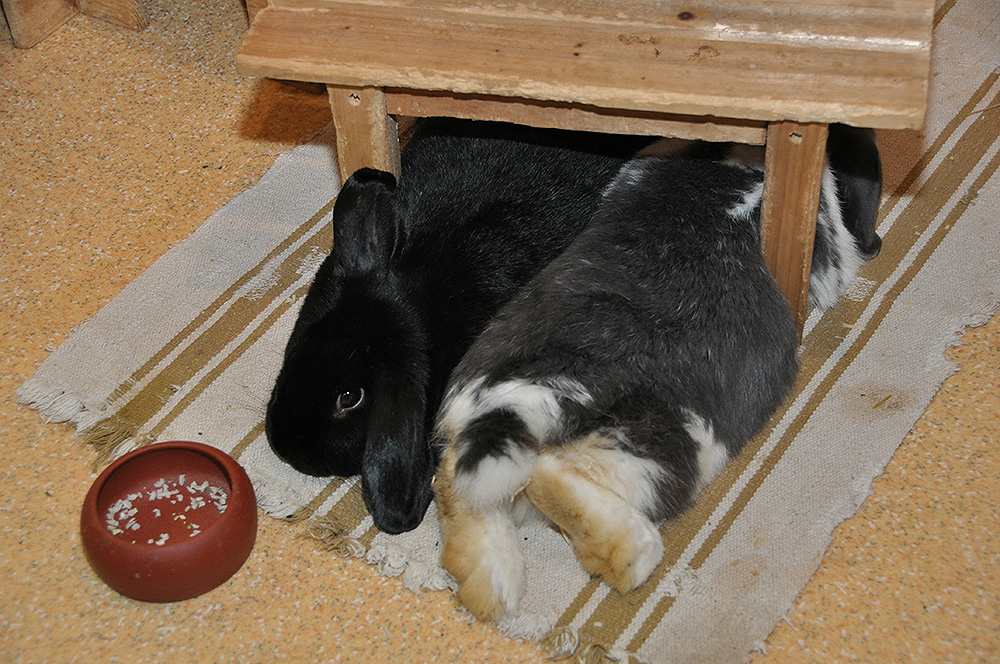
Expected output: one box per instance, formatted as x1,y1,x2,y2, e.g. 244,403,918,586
80,441,257,602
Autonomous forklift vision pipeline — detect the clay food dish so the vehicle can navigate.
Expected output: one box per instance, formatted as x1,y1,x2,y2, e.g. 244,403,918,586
80,441,257,602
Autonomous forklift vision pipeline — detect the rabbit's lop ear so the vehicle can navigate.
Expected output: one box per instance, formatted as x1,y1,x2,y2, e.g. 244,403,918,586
332,168,400,273
360,374,436,534
827,125,883,260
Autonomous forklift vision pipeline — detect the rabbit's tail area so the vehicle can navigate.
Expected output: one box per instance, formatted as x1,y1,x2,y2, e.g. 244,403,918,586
434,377,719,621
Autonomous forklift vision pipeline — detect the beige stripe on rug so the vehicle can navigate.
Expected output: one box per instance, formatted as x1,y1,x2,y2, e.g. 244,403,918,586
17,1,1000,661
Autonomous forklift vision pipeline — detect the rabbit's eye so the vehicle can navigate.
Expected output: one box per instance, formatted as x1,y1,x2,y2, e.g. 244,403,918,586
336,388,365,412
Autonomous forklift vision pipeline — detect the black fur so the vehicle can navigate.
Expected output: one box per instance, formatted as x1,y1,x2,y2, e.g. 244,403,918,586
266,120,647,533
454,409,534,476
642,124,883,309
443,157,800,521
433,126,883,616
825,124,883,259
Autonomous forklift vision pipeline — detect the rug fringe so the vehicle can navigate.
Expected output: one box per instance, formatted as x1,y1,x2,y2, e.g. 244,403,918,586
367,542,456,594
302,520,368,559
538,626,649,664
81,415,149,465
251,478,319,521
16,378,88,427
282,507,315,524
958,295,1000,330
301,516,459,595
577,643,610,664
926,296,1000,381
497,611,558,642
16,378,151,465
540,625,580,659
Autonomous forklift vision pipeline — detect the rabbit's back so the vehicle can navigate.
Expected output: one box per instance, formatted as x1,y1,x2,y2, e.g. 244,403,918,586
433,157,799,620
449,157,797,449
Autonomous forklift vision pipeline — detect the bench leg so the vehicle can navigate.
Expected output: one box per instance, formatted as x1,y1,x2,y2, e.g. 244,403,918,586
760,121,829,339
5,0,145,48
327,85,402,183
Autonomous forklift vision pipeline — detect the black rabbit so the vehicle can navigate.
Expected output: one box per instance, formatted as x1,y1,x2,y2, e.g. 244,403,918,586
433,125,882,620
266,120,648,534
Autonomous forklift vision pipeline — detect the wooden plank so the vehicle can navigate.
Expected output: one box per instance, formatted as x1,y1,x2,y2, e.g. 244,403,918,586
760,121,829,336
328,85,401,182
237,0,933,128
272,0,933,46
77,0,148,31
386,90,767,144
3,0,148,47
245,0,270,22
2,0,77,48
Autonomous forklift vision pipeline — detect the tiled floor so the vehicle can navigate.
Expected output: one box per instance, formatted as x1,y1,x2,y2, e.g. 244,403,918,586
2,3,997,662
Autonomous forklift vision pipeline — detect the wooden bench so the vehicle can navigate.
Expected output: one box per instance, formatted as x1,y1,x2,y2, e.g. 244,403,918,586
235,0,934,333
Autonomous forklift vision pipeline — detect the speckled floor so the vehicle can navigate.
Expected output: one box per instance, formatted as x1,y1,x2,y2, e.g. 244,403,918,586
1,2,997,663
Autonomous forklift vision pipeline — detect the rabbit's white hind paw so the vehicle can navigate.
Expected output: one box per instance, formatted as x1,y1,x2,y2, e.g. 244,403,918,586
440,507,526,621
527,450,665,593
573,511,664,592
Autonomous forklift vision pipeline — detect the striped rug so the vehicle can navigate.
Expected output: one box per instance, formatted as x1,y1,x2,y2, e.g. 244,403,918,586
17,1,999,661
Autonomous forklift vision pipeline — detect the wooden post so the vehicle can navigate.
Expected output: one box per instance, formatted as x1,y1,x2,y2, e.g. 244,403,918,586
2,0,77,48
244,0,269,23
327,85,402,184
77,0,147,31
2,0,146,47
760,121,829,338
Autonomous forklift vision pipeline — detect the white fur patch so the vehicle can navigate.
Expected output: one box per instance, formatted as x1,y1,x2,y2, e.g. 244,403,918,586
499,378,571,442
453,445,537,511
809,166,863,310
727,180,765,222
625,513,666,587
438,376,592,445
602,160,653,198
561,434,670,518
436,376,488,438
439,376,594,511
450,506,527,617
477,509,527,615
683,410,731,495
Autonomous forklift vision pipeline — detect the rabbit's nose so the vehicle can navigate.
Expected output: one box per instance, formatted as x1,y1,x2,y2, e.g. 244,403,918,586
370,500,427,534
861,234,882,260
361,468,434,534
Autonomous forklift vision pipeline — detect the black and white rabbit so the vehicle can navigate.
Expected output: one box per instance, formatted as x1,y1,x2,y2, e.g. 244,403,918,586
432,125,882,620
265,120,650,534
638,123,883,308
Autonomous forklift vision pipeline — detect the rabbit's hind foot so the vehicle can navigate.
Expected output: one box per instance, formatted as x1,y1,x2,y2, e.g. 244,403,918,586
526,437,665,593
435,449,527,621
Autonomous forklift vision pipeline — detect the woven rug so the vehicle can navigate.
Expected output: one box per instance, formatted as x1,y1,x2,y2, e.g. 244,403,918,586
17,1,1000,661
